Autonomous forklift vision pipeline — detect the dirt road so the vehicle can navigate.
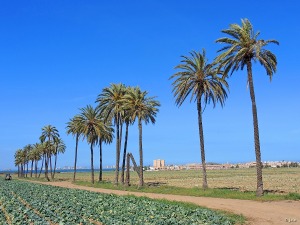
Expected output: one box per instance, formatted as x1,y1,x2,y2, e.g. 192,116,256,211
29,181,300,225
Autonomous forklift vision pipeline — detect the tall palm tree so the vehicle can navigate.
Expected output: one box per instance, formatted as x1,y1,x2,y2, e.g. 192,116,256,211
38,142,48,178
28,147,35,178
120,113,133,184
96,83,126,185
215,19,278,196
120,87,134,184
170,50,228,189
77,105,106,184
52,138,66,179
14,149,23,177
23,144,33,177
18,148,26,177
40,125,60,181
98,120,114,182
123,87,160,187
32,143,42,178
66,115,82,182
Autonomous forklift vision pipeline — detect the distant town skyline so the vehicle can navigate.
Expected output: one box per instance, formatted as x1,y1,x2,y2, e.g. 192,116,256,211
2,159,300,172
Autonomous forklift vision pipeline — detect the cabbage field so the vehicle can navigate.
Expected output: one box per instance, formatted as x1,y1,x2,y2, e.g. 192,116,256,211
0,179,235,225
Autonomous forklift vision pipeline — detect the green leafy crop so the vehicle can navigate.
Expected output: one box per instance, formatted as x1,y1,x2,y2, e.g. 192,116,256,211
0,179,235,224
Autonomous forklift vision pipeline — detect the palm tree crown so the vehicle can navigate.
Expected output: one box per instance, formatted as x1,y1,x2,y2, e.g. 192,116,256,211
66,116,82,137
170,50,228,107
96,83,126,123
77,105,105,144
215,18,279,79
40,125,60,143
123,87,160,124
54,138,66,155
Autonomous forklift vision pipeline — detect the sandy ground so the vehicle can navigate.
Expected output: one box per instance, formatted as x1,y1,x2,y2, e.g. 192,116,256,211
28,180,300,225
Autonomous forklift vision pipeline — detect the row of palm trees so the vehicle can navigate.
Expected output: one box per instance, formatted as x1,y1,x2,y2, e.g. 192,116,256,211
67,84,160,187
14,19,277,197
14,125,66,181
170,18,278,196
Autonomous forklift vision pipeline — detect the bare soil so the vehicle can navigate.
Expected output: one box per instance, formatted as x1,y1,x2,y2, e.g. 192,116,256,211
55,168,300,193
30,181,300,225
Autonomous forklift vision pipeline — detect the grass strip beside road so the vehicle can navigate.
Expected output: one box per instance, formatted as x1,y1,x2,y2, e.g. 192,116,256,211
74,180,300,201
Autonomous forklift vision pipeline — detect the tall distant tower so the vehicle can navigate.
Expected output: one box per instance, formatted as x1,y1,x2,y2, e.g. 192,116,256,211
153,159,165,169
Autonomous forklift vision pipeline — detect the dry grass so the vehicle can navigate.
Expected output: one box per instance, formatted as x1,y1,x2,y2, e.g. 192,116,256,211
52,167,300,193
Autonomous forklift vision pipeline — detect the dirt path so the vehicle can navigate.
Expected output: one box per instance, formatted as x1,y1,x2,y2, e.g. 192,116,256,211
29,181,300,225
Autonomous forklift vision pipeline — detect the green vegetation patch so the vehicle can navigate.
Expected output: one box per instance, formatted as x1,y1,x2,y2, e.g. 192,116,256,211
0,179,239,224
75,180,297,201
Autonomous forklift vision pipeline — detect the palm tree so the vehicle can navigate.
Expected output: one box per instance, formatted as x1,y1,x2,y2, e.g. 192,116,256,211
52,138,66,179
120,113,133,184
98,120,114,182
215,19,278,196
32,143,42,178
96,83,126,185
17,148,26,177
40,125,60,181
23,144,33,177
120,87,134,184
123,87,160,187
170,50,228,189
14,149,24,177
77,105,106,184
38,142,48,178
28,147,35,177
66,115,82,182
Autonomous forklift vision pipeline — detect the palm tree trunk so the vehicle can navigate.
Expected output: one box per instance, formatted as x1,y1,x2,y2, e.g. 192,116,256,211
118,118,123,178
45,153,50,181
73,134,79,182
35,160,38,178
17,165,20,177
114,115,120,185
197,96,208,189
38,154,45,178
23,164,26,177
138,118,144,187
23,163,25,177
99,139,103,182
247,61,263,197
129,153,140,178
53,153,58,180
30,160,34,177
49,154,53,179
125,153,130,186
121,122,129,184
119,121,123,154
46,136,51,181
26,162,29,177
90,143,95,184
45,154,47,178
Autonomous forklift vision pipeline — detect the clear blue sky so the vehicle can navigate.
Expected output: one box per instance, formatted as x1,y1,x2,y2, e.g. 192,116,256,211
0,1,299,170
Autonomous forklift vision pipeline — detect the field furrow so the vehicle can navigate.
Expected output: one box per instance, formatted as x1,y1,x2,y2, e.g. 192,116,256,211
0,200,11,225
0,187,49,224
11,191,57,225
